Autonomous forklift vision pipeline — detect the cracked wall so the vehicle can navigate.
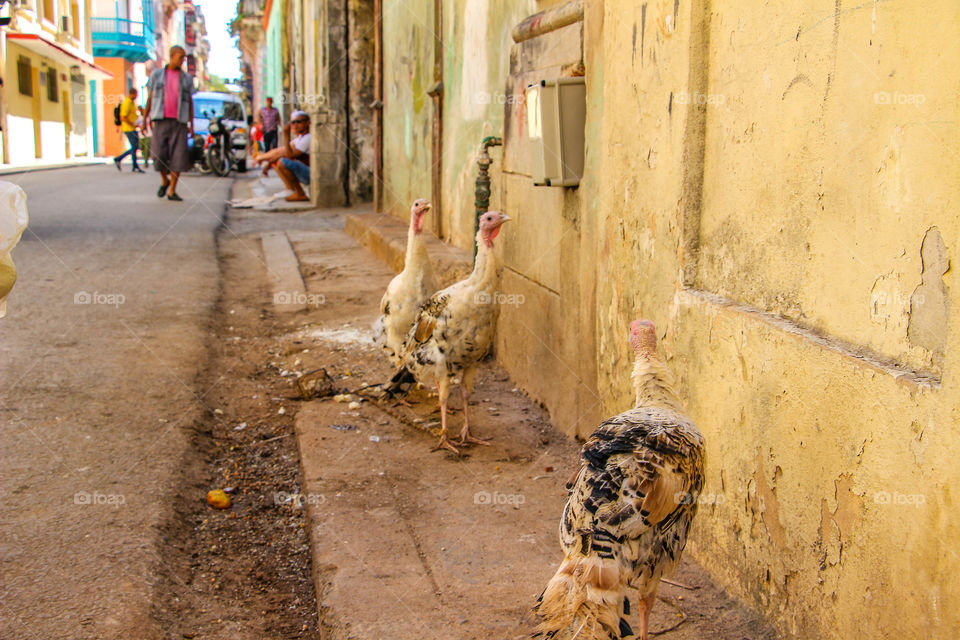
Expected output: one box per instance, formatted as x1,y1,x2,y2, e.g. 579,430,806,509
594,0,960,638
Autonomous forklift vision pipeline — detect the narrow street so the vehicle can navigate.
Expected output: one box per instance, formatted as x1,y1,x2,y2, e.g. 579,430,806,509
0,167,230,639
2,1,957,638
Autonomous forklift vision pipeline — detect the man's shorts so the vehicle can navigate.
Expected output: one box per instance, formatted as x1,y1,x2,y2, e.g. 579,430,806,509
280,158,310,185
151,119,191,173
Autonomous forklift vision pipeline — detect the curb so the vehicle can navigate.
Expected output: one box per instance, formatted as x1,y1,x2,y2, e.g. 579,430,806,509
0,159,110,176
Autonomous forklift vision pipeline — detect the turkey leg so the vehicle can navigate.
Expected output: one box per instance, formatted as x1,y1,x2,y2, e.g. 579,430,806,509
431,379,459,453
456,367,490,446
636,589,658,640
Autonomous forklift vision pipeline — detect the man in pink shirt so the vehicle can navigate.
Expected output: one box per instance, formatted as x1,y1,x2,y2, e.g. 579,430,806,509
144,46,195,201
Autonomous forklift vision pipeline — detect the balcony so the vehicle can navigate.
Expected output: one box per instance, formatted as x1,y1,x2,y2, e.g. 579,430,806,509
91,17,156,62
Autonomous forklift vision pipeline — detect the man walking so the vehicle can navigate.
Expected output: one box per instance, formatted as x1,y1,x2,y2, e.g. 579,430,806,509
258,97,281,151
113,88,144,173
253,110,311,202
144,46,195,201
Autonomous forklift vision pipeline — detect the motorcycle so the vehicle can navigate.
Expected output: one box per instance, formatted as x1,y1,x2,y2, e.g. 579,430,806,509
205,115,232,177
204,115,249,177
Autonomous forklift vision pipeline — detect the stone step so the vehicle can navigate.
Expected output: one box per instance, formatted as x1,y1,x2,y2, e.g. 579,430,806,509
344,211,473,286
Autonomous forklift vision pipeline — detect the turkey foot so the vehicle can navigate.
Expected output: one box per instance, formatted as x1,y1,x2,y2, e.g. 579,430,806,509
431,395,460,453
454,394,488,446
431,434,460,453
455,424,490,446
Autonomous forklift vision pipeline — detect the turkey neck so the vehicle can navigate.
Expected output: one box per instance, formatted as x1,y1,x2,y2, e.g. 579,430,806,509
471,229,501,290
404,220,431,276
631,355,684,412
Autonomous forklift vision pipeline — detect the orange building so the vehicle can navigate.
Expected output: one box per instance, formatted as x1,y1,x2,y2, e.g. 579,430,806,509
91,0,156,157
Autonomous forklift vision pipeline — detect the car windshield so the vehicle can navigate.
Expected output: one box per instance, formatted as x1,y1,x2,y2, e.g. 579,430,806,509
195,99,243,121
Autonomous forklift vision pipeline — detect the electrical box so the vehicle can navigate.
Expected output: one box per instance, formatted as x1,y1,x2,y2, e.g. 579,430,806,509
526,77,585,187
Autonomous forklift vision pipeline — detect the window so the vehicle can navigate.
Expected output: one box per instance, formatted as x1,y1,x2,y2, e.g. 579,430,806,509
42,0,54,22
194,98,244,121
46,69,58,102
17,57,32,97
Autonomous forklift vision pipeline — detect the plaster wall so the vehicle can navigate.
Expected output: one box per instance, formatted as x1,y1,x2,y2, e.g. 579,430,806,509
593,1,960,637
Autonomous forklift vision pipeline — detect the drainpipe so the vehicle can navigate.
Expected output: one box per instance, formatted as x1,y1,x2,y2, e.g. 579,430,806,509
474,135,502,261
511,0,584,43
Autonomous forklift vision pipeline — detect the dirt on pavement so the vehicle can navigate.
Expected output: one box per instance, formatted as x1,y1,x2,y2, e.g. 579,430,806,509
146,186,777,640
148,211,323,639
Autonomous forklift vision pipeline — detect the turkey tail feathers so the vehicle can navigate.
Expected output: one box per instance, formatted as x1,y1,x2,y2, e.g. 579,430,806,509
532,555,631,640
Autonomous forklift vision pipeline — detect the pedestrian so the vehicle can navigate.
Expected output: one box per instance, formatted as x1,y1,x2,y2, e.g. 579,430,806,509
253,110,311,202
113,88,144,173
144,45,196,202
258,97,280,151
137,106,151,167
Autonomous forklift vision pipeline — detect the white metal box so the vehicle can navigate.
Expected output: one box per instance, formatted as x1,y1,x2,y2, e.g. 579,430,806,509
525,77,585,187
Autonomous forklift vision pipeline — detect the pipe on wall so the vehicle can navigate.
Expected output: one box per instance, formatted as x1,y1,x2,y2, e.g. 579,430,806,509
473,135,502,261
511,0,583,43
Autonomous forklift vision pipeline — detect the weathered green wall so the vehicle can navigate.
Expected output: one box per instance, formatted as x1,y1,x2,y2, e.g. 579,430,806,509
381,0,435,222
439,0,536,246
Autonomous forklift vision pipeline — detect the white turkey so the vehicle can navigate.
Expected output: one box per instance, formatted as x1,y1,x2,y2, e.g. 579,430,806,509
388,211,510,452
373,199,437,367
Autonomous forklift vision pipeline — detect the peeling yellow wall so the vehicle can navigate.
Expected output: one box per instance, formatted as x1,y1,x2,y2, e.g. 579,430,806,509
593,1,960,637
381,0,960,636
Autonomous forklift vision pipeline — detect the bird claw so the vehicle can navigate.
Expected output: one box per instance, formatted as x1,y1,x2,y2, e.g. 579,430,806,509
456,434,491,447
431,435,460,454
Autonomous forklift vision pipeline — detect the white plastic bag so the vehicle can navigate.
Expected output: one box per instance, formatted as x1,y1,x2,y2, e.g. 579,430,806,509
0,181,29,318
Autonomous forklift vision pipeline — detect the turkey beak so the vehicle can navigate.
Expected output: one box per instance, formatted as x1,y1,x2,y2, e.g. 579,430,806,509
498,213,511,224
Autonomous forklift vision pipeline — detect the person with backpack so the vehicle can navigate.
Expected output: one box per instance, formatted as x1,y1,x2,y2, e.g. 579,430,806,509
113,88,144,173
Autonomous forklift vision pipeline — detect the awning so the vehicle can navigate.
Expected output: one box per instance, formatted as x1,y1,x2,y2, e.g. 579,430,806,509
6,34,113,80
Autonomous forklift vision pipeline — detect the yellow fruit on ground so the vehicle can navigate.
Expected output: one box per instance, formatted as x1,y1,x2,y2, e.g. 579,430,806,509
206,489,231,509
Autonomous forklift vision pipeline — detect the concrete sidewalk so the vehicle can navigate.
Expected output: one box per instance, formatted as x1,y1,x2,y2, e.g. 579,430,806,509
0,156,110,175
244,201,776,639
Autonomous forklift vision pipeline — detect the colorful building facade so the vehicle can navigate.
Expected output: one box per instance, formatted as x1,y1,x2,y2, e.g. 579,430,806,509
1,0,111,164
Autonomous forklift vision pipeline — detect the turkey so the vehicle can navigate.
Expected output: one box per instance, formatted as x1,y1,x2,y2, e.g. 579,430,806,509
532,319,705,640
389,210,510,453
374,199,437,367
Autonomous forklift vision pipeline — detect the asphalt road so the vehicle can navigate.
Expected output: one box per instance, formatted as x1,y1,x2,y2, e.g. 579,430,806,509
0,165,232,639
